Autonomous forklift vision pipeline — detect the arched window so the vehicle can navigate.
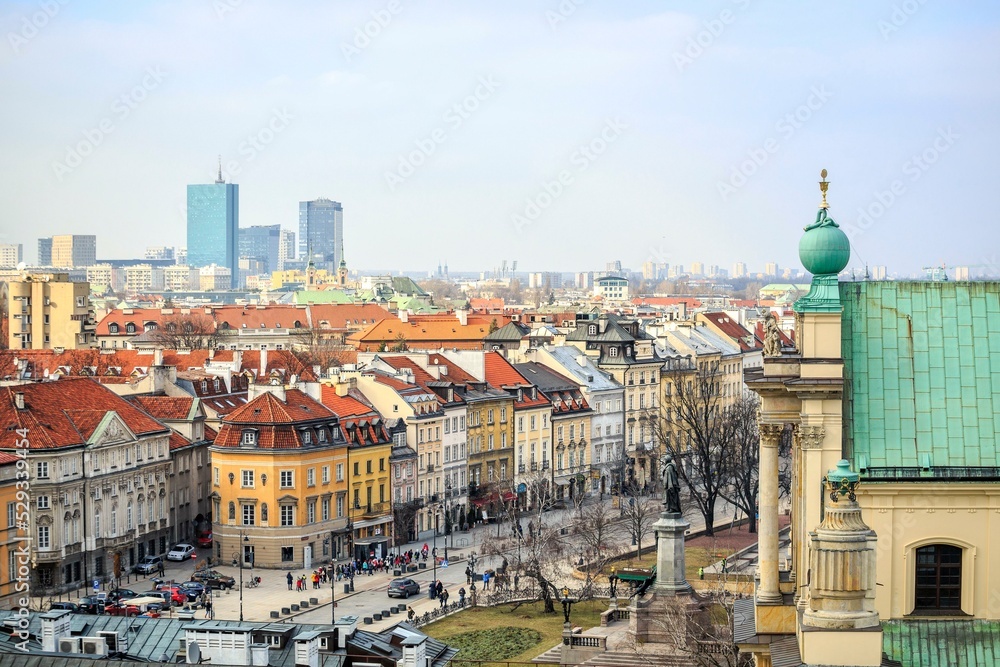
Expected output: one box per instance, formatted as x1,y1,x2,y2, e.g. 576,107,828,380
228,501,236,521
125,322,136,334
261,503,269,523
109,323,119,334
915,544,962,611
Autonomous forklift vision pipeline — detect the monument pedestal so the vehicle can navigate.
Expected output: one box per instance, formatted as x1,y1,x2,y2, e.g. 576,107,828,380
628,510,705,646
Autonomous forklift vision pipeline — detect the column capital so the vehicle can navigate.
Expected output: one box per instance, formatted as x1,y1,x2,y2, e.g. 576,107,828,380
759,422,785,445
797,424,825,450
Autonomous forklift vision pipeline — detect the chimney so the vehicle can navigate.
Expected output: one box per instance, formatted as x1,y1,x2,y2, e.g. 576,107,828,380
14,392,25,410
598,318,608,334
576,355,587,368
250,644,269,667
259,348,268,376
400,636,427,667
293,635,320,667
399,310,408,323
153,348,164,366
234,349,243,370
334,616,358,648
456,309,468,326
40,609,73,652
208,348,215,361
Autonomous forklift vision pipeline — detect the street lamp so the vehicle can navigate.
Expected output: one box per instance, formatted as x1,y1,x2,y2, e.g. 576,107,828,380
231,533,250,622
444,479,452,560
560,586,575,630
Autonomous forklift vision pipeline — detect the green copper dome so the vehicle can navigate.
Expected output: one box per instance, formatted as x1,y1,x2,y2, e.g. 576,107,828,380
799,209,850,276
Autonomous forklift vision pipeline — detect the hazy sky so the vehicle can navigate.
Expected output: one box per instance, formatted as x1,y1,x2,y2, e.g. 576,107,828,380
2,1,998,276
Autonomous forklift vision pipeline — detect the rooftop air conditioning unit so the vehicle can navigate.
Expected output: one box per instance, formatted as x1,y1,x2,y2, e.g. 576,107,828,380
81,637,108,656
98,630,127,653
59,638,81,654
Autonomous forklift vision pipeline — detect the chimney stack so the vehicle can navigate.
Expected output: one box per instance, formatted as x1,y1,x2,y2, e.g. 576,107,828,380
14,392,25,410
40,610,73,652
456,309,468,326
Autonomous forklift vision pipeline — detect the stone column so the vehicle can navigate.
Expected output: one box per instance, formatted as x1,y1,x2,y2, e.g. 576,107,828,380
757,423,783,604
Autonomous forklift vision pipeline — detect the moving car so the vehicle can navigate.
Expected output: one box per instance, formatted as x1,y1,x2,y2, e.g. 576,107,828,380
105,588,138,604
179,581,207,598
154,584,188,606
134,555,164,574
192,569,236,590
48,601,80,613
196,533,213,548
166,544,196,561
140,590,176,607
77,596,104,614
387,577,420,599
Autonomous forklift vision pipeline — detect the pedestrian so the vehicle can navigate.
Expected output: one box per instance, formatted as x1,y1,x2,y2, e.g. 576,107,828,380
465,566,472,585
483,571,490,590
287,572,293,590
407,606,415,622
440,588,448,608
458,587,466,605
157,560,164,576
205,597,213,619
513,574,519,590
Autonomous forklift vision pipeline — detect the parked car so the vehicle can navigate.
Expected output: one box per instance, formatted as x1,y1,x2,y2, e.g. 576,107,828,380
105,588,138,604
154,584,188,606
48,601,80,613
179,581,206,598
134,555,164,574
77,596,104,614
140,590,176,607
192,570,236,590
166,544,196,561
196,533,213,548
387,577,420,599
104,602,140,617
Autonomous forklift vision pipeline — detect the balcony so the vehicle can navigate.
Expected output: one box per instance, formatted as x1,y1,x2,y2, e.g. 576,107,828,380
429,493,439,504
518,464,526,473
426,463,435,473
358,502,390,518
541,461,550,471
530,462,538,472
34,550,61,563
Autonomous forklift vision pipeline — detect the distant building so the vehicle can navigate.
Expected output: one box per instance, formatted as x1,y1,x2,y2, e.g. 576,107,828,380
733,261,748,278
7,273,96,349
187,167,239,287
37,237,52,265
145,245,175,261
574,272,592,289
0,244,22,268
690,261,705,276
163,264,199,291
176,247,187,265
278,228,296,270
953,265,969,281
641,261,657,281
593,275,629,301
51,234,97,267
299,199,344,271
86,263,121,291
764,261,779,276
606,260,622,274
123,264,165,292
238,224,281,274
199,264,233,291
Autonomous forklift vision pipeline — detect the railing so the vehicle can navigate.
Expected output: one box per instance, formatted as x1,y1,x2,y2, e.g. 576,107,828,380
426,464,435,473
569,635,606,649
518,464,525,473
863,466,1000,480
360,502,389,517
530,462,538,472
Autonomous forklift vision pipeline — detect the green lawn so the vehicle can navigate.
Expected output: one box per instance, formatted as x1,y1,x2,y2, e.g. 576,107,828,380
421,600,606,665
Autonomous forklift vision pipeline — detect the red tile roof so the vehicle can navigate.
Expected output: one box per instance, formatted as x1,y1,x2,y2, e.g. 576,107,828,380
484,351,550,409
631,297,703,309
169,431,192,450
424,354,478,384
698,312,759,352
347,313,512,351
308,304,395,331
376,356,439,386
225,389,335,425
127,396,196,421
0,378,169,450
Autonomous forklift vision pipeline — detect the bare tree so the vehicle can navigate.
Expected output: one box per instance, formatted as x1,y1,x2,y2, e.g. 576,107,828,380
657,360,732,537
717,394,760,534
153,312,220,349
621,484,659,562
572,502,622,589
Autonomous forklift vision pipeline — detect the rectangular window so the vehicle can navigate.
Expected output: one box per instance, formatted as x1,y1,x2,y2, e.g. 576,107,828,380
354,462,360,477
322,466,330,483
38,525,50,549
336,495,344,518
280,470,294,488
322,498,330,521
488,434,494,450
307,468,315,486
241,469,254,488
242,504,256,526
366,460,372,475
214,467,220,485
37,496,50,510
379,458,385,472
336,464,344,482
36,461,49,479
6,503,14,529
280,505,294,527
307,501,316,524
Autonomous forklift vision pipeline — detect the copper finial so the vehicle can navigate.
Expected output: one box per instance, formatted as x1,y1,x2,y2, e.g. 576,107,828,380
819,169,829,209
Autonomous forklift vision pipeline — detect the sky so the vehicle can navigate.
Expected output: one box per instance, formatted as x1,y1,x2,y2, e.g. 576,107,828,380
1,1,998,277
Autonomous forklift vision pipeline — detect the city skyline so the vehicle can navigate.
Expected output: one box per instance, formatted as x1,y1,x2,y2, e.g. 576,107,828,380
1,2,998,275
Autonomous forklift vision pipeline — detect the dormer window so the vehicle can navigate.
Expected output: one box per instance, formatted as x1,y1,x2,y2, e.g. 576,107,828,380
303,430,313,445
241,430,257,446
609,347,618,357
318,429,327,442
109,323,119,334
125,322,136,334
201,380,208,392
588,325,597,335
214,378,221,391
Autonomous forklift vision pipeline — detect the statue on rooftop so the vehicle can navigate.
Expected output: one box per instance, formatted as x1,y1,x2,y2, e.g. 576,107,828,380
763,312,782,357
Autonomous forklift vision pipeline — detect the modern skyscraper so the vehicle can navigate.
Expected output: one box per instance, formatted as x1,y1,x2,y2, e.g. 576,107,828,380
51,235,97,267
299,199,344,272
238,224,281,274
187,164,239,288
732,261,748,278
278,229,296,271
0,244,23,268
37,237,52,265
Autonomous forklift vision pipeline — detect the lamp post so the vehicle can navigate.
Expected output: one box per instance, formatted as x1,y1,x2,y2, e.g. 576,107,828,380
231,533,250,622
444,479,452,560
560,586,576,638
431,510,438,595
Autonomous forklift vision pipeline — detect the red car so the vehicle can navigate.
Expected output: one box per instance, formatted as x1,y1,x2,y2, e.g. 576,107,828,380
154,584,188,606
196,533,213,548
104,603,140,617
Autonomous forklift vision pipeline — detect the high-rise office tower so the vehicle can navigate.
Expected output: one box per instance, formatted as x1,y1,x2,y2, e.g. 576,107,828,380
299,199,344,271
278,229,296,271
51,235,97,267
238,224,281,274
37,237,52,265
187,163,239,288
0,244,23,268
732,262,748,278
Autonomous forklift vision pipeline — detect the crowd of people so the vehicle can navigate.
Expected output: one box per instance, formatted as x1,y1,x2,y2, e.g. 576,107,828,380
284,546,441,592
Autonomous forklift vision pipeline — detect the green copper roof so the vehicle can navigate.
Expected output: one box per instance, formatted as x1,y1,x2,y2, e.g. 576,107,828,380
841,281,1000,473
292,290,353,304
883,620,1000,667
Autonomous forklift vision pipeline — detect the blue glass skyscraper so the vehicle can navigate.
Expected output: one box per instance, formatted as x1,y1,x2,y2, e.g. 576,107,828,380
298,199,343,272
187,165,239,288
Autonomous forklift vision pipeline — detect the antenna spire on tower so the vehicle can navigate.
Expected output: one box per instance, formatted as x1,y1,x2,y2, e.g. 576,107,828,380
216,155,224,184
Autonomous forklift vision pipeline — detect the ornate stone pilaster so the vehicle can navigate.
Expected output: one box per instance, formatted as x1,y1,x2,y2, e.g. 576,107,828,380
798,425,825,449
757,422,784,604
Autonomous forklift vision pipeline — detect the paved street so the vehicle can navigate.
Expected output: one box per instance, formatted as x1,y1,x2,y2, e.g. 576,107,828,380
37,493,743,629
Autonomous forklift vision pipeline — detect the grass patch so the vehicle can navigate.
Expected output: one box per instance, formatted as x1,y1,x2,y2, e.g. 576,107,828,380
422,600,605,665
441,627,541,663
